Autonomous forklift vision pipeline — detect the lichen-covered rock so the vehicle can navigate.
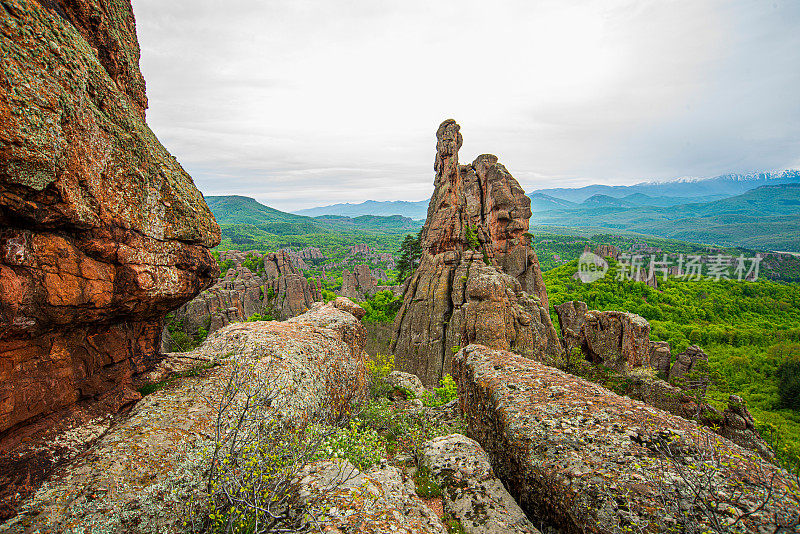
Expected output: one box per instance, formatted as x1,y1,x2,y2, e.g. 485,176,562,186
1,302,368,532
452,345,798,533
392,120,561,385
0,0,219,459
581,310,650,372
720,395,775,461
293,460,446,533
386,371,428,399
333,295,366,320
421,434,539,534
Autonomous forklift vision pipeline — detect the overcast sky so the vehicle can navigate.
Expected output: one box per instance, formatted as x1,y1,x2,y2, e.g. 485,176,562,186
133,0,800,212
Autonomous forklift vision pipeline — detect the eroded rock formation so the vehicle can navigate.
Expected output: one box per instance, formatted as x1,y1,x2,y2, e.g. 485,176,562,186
0,0,219,446
392,120,562,385
582,310,651,372
453,345,797,533
164,250,317,350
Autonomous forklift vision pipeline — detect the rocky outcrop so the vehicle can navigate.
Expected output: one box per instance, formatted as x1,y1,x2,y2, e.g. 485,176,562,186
164,250,317,349
453,345,798,533
648,340,672,374
392,120,562,385
1,302,369,531
668,344,710,392
581,310,650,372
421,434,540,534
340,264,378,301
595,244,621,260
0,0,219,448
554,300,588,355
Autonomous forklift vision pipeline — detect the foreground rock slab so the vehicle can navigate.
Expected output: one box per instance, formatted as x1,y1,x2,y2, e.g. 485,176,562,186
452,345,799,534
1,302,368,532
421,434,540,534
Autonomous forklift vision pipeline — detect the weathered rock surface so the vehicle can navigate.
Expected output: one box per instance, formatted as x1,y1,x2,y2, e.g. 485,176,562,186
668,344,710,392
421,434,540,534
294,460,446,534
0,0,219,457
164,250,317,349
386,370,428,399
340,264,379,301
1,302,368,531
392,120,562,385
453,345,798,533
554,300,588,355
594,244,620,260
581,310,650,372
648,340,672,374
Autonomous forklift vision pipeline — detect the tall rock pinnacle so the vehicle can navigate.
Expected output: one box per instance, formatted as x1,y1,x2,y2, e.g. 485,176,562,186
391,120,562,385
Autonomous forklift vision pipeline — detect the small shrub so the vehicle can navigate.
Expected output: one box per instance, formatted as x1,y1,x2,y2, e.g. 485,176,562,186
314,421,386,471
413,465,442,498
423,374,458,407
366,353,395,398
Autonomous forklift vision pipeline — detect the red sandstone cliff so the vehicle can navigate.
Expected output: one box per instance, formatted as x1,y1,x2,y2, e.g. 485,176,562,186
0,0,219,445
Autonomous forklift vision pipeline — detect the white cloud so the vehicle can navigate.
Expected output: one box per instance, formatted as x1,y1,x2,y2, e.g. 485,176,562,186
133,0,800,211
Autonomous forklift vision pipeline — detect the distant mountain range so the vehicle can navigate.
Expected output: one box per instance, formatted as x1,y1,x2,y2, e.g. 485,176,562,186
531,170,800,203
277,170,800,251
294,199,429,220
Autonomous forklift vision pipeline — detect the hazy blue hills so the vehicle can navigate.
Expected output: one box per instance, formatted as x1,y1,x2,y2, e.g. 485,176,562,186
531,170,800,204
293,199,429,220
532,183,800,252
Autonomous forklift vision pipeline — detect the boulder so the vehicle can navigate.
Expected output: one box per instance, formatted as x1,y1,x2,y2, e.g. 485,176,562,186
294,460,446,533
1,302,369,531
392,120,562,385
387,371,428,399
333,296,366,320
452,345,798,533
581,310,650,372
0,0,219,448
420,434,540,534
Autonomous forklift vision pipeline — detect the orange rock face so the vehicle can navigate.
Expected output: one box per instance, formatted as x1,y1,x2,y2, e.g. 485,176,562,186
0,0,220,441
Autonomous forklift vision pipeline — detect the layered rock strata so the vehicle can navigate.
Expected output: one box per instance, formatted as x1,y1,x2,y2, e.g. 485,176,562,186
1,301,369,531
453,345,797,533
0,0,219,444
392,120,562,385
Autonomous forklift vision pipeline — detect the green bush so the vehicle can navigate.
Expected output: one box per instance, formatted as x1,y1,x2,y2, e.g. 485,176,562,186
413,465,442,498
423,374,458,407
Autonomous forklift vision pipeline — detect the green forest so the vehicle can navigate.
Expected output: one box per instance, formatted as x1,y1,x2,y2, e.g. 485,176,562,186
544,259,800,470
